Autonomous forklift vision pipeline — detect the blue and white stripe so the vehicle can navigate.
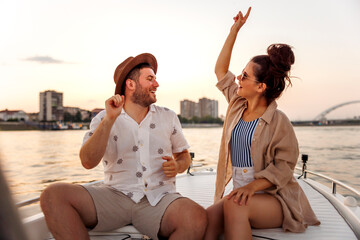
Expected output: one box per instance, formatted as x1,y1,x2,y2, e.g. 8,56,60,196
230,118,259,168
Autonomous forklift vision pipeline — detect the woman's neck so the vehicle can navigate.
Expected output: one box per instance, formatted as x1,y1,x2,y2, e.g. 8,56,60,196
242,97,268,122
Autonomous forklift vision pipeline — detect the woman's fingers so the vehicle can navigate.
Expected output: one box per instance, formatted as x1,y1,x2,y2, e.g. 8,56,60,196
227,187,254,205
239,192,248,205
239,11,244,19
227,190,237,199
245,193,252,205
244,7,251,20
245,7,251,19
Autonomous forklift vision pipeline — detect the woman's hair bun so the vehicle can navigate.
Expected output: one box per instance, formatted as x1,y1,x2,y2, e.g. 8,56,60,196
267,44,294,73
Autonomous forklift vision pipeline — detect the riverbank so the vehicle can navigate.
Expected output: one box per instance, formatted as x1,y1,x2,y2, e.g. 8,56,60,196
181,123,223,128
0,122,89,131
292,119,360,126
0,122,38,131
2,119,360,131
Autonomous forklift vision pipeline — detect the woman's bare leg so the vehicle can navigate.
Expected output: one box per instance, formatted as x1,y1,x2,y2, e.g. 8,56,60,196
204,198,225,240
223,193,283,240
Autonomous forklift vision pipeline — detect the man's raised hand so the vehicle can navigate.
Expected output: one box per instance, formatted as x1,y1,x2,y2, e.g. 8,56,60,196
105,94,124,121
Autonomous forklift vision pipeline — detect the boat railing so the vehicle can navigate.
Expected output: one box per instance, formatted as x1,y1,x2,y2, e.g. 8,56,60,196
296,154,360,198
16,180,104,208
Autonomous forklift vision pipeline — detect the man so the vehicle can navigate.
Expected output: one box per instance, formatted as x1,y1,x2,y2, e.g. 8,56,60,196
40,53,207,240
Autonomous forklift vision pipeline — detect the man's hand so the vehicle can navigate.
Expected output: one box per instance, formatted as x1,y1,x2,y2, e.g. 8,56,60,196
161,156,179,178
105,94,124,121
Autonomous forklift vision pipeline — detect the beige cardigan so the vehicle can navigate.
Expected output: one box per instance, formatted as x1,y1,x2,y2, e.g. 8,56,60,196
214,71,320,232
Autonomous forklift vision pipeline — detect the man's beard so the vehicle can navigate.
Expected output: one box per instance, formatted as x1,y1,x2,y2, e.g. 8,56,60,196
131,83,156,107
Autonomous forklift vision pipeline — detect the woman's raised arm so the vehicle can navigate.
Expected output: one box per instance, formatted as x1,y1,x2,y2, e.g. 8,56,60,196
215,7,251,81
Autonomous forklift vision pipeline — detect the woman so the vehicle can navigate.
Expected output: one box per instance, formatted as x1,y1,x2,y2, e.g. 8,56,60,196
205,7,320,240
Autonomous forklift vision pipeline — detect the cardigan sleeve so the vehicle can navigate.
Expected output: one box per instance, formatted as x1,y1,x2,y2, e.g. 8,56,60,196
254,115,299,190
216,71,239,103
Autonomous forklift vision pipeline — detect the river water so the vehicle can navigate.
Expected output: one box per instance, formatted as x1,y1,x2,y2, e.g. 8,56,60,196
0,126,359,203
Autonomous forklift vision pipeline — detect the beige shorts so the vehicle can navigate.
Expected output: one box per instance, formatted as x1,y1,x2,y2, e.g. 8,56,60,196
83,184,182,240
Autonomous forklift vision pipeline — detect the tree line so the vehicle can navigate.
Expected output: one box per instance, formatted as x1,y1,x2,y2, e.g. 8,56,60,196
177,115,223,124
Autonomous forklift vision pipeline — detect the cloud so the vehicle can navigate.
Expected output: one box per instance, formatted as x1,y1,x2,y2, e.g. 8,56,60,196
23,55,66,64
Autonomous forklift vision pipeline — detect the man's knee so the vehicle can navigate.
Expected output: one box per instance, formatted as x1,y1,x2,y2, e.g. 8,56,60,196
40,183,72,213
181,201,208,233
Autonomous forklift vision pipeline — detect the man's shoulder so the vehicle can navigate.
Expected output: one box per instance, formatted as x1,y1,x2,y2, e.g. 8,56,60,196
152,105,177,116
91,110,106,122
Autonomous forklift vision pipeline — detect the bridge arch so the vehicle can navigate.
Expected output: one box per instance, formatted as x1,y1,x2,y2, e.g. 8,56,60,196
314,100,360,120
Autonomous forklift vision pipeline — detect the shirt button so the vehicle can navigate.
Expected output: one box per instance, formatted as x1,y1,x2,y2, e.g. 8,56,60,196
253,138,256,141
243,169,247,173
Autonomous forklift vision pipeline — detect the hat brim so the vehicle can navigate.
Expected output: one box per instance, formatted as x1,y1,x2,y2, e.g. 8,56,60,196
114,53,157,95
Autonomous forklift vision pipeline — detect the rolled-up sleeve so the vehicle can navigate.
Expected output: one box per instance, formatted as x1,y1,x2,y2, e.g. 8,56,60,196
216,71,239,103
254,120,299,190
170,111,190,153
82,111,105,146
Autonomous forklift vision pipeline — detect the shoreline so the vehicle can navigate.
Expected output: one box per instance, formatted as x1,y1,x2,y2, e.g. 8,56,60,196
181,123,223,128
1,120,360,131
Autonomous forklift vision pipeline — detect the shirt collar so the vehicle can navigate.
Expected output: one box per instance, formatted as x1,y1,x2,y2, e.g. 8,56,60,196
260,101,277,124
149,104,156,112
120,104,157,115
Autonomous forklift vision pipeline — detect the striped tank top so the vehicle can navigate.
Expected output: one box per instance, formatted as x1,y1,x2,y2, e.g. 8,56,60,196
230,118,259,168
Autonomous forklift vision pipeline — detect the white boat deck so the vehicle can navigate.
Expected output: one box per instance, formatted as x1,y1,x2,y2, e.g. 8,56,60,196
176,171,357,240
24,170,358,240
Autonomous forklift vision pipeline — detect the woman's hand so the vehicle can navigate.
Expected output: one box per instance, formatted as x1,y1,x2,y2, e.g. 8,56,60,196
227,184,256,206
231,7,251,32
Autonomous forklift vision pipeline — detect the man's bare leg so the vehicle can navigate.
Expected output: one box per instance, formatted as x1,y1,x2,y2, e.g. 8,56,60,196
40,183,97,240
159,198,207,240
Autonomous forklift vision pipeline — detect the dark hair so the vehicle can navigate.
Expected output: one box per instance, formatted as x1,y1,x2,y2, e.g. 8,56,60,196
251,44,295,104
121,63,153,95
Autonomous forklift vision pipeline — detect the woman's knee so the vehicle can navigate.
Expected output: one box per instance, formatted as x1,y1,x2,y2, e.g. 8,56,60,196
223,198,250,219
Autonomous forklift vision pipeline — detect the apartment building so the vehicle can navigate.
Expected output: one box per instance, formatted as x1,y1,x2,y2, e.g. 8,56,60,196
180,98,218,119
39,90,64,121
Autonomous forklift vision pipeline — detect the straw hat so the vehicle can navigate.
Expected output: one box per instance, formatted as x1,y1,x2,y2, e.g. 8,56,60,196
113,53,157,95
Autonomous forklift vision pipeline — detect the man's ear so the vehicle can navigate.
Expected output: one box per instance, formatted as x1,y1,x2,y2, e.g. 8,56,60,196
125,79,136,91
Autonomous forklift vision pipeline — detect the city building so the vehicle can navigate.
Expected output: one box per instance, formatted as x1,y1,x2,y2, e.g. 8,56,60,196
27,112,39,122
64,107,90,121
39,90,64,121
180,98,218,119
180,100,198,119
198,97,218,118
0,109,29,121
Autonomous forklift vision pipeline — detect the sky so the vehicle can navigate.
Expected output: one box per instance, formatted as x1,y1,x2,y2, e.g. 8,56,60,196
1,0,360,121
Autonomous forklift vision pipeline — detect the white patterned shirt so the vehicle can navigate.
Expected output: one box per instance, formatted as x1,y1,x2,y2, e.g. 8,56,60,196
82,104,190,206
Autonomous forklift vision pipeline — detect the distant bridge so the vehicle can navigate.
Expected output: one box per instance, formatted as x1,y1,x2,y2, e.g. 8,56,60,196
314,100,360,121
